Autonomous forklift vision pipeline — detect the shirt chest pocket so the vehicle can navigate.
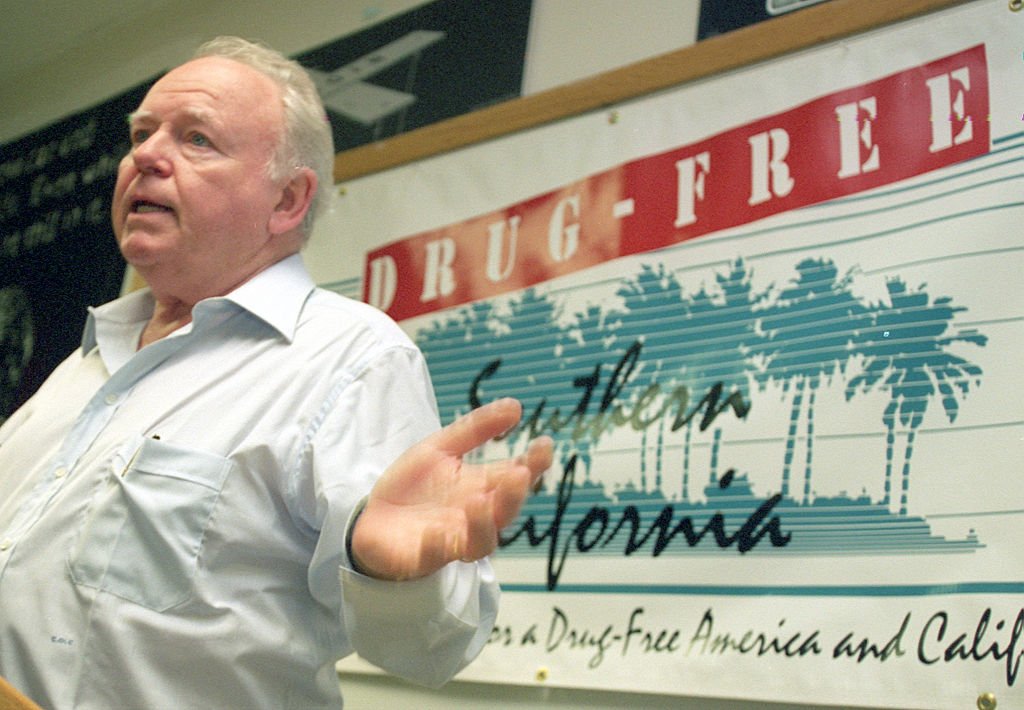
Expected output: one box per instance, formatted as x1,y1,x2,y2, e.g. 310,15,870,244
68,436,233,612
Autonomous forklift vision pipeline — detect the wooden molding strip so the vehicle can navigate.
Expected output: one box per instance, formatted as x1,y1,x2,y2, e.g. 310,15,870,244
332,0,970,183
0,675,41,710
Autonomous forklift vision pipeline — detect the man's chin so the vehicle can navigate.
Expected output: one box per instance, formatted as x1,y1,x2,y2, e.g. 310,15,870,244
118,232,169,269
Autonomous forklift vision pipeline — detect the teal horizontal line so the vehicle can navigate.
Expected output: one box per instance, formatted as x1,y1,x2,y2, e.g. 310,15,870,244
927,508,1024,519
500,581,1024,596
749,201,1024,265
822,155,1023,207
993,130,1024,145
860,244,1024,276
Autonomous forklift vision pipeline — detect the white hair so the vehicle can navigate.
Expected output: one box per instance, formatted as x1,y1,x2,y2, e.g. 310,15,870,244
193,36,334,238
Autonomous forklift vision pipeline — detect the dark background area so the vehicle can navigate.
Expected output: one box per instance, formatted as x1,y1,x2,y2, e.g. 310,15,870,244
698,0,833,40
297,0,532,153
1,81,153,420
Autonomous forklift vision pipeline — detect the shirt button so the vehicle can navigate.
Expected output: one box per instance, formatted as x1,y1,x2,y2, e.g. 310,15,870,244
0,540,11,552
55,467,68,478
104,393,119,406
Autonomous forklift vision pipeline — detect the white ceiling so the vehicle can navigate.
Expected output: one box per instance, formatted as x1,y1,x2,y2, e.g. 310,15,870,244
0,0,175,89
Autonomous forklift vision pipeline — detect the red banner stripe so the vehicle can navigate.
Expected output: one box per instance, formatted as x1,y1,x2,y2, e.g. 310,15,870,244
365,45,989,321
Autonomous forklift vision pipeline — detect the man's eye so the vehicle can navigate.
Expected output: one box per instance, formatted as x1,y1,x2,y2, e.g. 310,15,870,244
188,133,211,147
130,128,151,145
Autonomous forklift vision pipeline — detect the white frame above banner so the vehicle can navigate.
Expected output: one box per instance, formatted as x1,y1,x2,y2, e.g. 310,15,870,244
329,0,972,183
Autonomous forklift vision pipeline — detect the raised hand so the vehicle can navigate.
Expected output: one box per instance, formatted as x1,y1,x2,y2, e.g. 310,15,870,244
349,398,553,581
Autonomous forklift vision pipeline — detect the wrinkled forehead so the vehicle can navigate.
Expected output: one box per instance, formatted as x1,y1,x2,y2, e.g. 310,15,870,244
136,56,284,136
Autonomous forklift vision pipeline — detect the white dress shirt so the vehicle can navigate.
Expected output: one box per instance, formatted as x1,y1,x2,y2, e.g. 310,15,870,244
0,254,498,709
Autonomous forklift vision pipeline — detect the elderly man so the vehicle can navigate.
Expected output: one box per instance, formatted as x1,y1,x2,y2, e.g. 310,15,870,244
0,36,551,708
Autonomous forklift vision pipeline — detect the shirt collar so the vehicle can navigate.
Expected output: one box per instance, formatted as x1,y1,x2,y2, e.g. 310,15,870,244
82,288,153,355
218,253,315,342
83,253,316,354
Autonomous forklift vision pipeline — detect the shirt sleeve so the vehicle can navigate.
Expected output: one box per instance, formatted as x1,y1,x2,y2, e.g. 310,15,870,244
339,542,499,688
300,342,499,687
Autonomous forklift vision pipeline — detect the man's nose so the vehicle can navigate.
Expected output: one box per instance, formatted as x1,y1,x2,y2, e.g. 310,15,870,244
131,131,173,176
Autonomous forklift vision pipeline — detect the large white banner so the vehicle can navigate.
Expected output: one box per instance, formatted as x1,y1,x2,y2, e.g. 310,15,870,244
314,2,1022,707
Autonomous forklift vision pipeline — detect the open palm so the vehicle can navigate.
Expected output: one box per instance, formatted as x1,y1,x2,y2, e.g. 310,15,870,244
350,398,553,581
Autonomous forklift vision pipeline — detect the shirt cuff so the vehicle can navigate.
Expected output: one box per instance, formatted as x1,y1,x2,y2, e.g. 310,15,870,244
343,496,370,576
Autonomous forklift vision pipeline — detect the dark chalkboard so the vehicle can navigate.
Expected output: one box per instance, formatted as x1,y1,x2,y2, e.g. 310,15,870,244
0,80,155,421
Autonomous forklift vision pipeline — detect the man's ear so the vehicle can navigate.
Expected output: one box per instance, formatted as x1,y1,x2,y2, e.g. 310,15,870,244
268,168,317,236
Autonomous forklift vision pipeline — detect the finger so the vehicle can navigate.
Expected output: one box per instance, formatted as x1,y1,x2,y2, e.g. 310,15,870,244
433,398,524,457
419,521,453,577
491,467,532,531
524,435,554,479
496,435,553,493
479,434,552,489
475,435,552,513
481,435,552,485
463,492,504,561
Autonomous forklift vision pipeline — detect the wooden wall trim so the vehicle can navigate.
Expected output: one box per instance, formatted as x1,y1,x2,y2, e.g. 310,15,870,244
331,0,970,183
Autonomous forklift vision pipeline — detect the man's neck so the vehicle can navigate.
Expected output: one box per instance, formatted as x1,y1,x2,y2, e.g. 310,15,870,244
139,298,194,349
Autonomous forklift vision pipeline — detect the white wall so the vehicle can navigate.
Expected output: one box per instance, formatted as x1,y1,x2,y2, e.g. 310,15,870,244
2,2,867,707
334,673,886,710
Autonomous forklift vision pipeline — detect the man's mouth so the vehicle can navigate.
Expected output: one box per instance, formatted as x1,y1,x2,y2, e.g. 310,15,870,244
131,200,173,214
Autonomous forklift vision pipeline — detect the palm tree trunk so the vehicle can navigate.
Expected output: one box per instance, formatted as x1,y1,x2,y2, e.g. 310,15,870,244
882,401,897,508
782,378,804,500
899,427,917,515
640,424,648,492
710,427,722,481
655,415,665,492
802,387,816,505
681,421,692,502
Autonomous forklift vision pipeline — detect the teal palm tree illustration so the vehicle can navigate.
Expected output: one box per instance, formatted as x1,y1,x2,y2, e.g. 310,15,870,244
613,264,688,494
544,298,620,466
411,253,990,559
846,278,986,514
417,298,504,425
674,285,716,498
613,260,760,500
694,259,762,482
469,289,568,450
757,258,869,504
